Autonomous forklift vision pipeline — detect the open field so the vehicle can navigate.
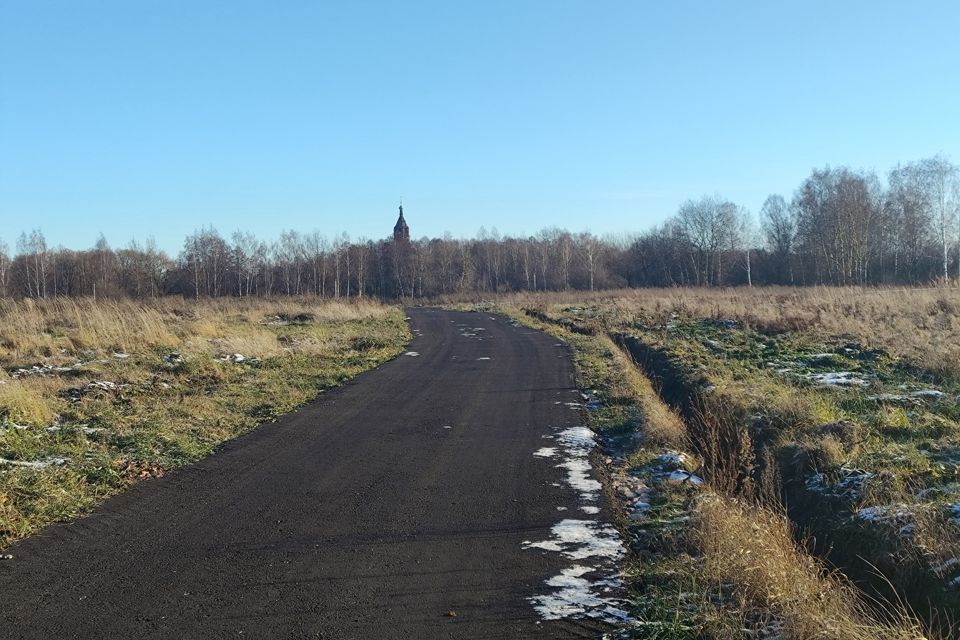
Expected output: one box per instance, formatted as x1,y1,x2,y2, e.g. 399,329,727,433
3,287,958,637
0,297,408,547
479,286,960,638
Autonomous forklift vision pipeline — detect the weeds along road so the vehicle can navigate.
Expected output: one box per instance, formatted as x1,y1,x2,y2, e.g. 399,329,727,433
0,309,625,639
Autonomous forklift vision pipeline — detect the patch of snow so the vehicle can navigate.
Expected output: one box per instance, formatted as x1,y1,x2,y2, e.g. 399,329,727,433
477,357,491,360
112,352,131,359
442,425,452,430
854,504,915,537
657,451,688,470
581,506,600,515
869,393,909,402
557,458,602,499
528,565,629,623
0,456,67,469
805,371,870,388
523,519,625,560
404,351,420,357
557,506,568,511
912,389,946,399
86,380,121,392
806,467,875,498
663,471,704,485
551,427,602,502
11,364,80,378
534,447,558,458
557,426,596,450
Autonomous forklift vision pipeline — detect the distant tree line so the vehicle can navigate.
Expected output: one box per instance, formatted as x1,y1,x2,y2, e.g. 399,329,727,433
1,155,958,299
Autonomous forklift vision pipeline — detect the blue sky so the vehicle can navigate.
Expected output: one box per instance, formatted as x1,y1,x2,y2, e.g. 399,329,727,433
1,1,958,254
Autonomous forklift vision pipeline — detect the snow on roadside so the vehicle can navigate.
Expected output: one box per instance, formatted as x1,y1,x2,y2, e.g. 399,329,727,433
523,519,625,560
526,423,630,624
527,564,629,622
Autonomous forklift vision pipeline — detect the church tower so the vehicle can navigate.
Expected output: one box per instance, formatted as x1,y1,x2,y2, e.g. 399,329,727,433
393,204,410,242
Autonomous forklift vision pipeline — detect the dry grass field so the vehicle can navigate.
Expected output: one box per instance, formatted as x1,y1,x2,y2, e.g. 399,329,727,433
481,286,960,639
0,297,408,547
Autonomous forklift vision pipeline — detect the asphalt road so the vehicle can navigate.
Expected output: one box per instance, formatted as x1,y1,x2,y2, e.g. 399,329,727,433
0,309,625,639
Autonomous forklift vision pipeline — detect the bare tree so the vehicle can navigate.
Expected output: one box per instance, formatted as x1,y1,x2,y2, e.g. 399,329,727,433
0,238,10,297
915,156,960,280
676,195,738,285
760,195,795,283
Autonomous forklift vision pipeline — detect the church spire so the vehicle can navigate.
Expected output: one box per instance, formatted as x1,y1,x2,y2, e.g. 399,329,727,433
393,202,410,242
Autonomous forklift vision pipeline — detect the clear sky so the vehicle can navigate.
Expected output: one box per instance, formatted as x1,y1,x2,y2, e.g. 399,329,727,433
1,1,958,254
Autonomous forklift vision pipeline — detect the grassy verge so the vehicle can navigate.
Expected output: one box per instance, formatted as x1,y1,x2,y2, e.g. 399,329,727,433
486,298,936,639
0,297,408,547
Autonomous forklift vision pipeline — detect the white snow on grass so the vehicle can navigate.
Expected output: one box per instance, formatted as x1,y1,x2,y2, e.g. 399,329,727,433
806,467,875,498
534,447,558,458
870,389,947,402
856,504,910,522
804,371,870,387
663,471,704,485
657,451,688,469
869,393,910,402
912,389,946,399
0,456,67,470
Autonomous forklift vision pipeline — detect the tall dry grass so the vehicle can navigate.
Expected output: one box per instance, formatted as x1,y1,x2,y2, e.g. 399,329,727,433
487,285,960,381
694,495,930,640
0,296,391,363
